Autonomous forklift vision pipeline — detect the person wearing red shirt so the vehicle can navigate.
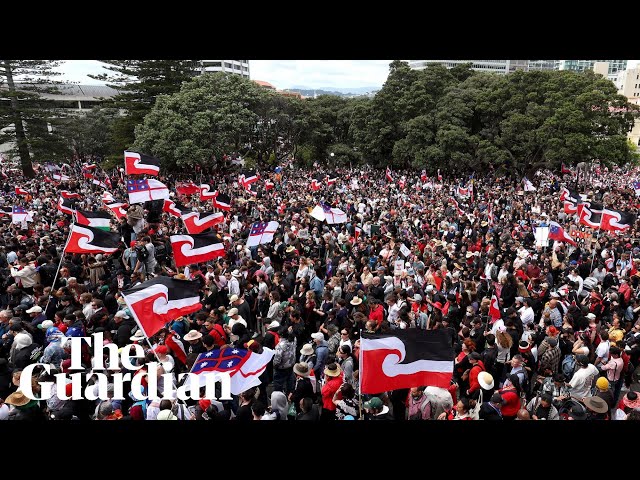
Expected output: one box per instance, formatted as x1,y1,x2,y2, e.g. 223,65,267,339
321,363,344,421
368,299,384,328
465,352,486,397
499,374,522,420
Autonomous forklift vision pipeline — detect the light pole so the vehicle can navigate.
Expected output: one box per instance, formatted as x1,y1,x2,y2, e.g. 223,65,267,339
330,152,334,167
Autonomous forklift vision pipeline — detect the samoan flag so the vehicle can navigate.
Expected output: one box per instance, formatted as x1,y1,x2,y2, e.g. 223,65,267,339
190,347,275,395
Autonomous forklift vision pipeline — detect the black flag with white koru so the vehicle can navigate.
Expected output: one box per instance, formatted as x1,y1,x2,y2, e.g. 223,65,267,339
360,329,453,394
170,233,226,267
121,277,202,338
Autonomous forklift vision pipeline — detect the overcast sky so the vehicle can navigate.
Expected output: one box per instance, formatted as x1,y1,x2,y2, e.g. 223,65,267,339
55,60,640,90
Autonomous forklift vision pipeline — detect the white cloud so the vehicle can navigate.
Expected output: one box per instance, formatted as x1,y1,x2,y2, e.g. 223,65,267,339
55,60,108,84
250,60,392,90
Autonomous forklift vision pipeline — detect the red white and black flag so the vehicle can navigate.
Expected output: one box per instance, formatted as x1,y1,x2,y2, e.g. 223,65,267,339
311,175,322,191
121,277,202,338
65,224,120,255
57,196,77,216
326,172,338,186
360,329,453,394
163,199,191,218
199,184,218,201
212,193,231,211
124,151,161,176
181,211,225,234
240,170,259,188
61,190,81,199
600,208,636,232
105,202,129,220
170,233,226,267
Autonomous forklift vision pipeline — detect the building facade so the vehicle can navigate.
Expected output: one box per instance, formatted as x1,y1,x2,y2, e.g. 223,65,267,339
200,60,250,78
616,67,640,99
558,60,627,80
408,60,558,74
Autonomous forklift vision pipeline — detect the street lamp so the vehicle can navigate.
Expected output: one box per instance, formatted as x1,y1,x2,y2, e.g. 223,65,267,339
330,152,334,167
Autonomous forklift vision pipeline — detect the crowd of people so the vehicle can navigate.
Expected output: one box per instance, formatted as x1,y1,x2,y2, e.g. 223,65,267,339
1,158,640,421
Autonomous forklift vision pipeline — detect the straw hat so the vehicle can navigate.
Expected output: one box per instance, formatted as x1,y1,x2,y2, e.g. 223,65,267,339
4,391,30,407
293,362,311,377
286,245,296,253
324,363,342,378
478,372,495,390
350,297,362,306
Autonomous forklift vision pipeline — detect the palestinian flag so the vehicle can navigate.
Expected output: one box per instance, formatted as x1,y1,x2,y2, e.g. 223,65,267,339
163,199,191,218
105,202,129,220
360,329,453,394
124,151,161,176
75,209,112,231
600,208,636,232
57,197,77,216
61,190,81,200
65,224,120,254
170,233,226,267
181,211,225,234
121,277,202,338
199,184,218,201
212,193,231,211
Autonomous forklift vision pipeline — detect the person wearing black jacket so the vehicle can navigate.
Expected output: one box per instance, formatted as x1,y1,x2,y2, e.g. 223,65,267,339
112,311,137,348
479,393,504,420
290,362,315,414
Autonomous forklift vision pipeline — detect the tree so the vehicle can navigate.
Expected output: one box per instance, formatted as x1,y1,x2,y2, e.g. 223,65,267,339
133,73,266,170
0,60,65,177
58,107,118,161
89,60,199,158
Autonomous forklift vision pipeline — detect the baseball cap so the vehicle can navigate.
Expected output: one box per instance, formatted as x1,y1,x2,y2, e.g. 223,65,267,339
364,397,383,409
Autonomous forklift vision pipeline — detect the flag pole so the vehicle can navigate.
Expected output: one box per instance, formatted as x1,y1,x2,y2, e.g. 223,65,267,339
358,328,363,420
45,222,75,312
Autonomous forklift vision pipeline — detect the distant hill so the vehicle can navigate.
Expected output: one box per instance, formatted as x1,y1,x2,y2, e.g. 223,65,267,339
284,85,380,97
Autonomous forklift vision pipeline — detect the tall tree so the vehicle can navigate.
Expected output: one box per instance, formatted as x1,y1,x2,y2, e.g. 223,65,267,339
0,60,65,177
89,60,199,157
133,73,266,170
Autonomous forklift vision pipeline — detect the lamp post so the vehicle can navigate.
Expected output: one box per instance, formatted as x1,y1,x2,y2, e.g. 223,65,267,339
330,152,334,167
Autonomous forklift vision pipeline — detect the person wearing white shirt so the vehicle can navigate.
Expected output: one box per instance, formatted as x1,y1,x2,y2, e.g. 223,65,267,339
228,272,241,297
519,298,535,327
567,269,583,296
229,216,242,236
567,355,599,398
386,295,402,325
594,331,610,367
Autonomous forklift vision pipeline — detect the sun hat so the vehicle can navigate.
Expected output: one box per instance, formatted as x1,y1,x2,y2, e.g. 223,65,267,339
183,330,203,341
350,297,362,306
300,343,314,356
582,396,609,414
478,372,495,390
4,391,30,407
293,362,311,377
324,362,342,378
129,330,146,342
623,391,640,409
231,269,242,278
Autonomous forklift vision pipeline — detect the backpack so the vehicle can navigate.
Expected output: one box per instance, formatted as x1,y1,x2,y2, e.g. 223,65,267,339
136,245,149,262
562,354,577,381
